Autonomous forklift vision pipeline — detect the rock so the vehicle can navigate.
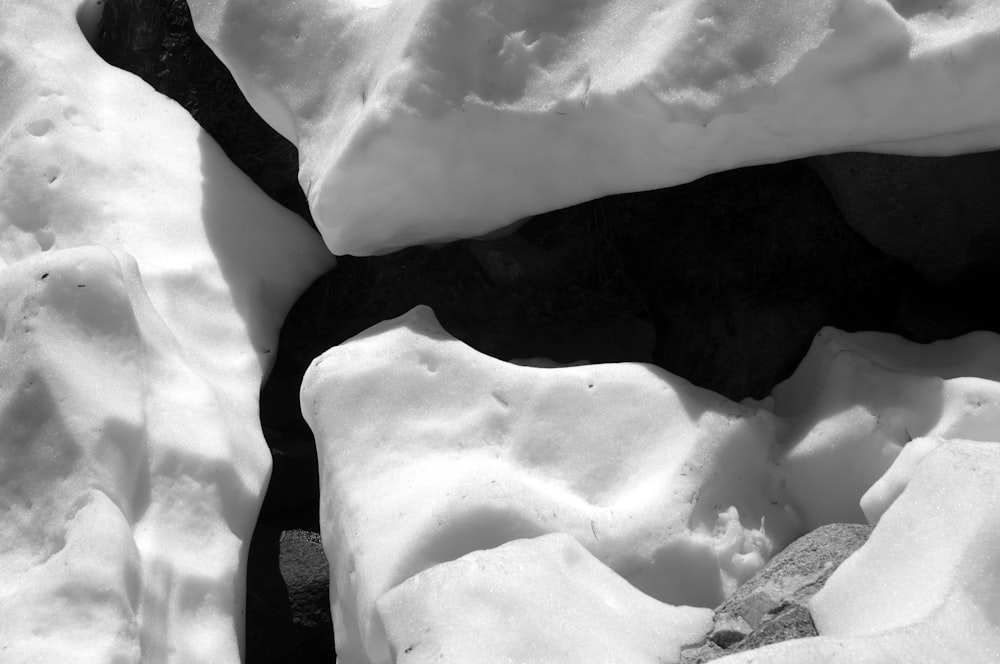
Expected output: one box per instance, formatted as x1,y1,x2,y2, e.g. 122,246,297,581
679,641,726,664
715,441,1000,664
680,523,872,662
809,151,1000,283
187,0,1000,254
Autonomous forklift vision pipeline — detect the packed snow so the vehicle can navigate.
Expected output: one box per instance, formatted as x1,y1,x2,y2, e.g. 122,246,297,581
302,306,1000,664
187,0,1000,254
0,0,333,660
3,0,1000,663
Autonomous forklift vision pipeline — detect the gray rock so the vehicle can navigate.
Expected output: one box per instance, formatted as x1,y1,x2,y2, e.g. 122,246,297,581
279,529,333,631
810,151,1000,283
680,523,873,662
717,522,873,630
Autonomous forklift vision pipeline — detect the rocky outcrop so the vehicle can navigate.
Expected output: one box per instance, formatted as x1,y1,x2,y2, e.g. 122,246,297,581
681,523,873,663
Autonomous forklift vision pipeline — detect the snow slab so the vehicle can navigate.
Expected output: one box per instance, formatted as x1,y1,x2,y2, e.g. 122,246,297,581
378,533,713,664
0,0,334,660
187,0,1000,255
301,305,797,664
769,327,1000,528
304,307,1000,664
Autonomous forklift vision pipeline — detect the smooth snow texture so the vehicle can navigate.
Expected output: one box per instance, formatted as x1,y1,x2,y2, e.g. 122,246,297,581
303,307,1000,664
187,0,1000,254
769,327,1000,527
0,1,334,660
378,533,713,664
302,305,797,664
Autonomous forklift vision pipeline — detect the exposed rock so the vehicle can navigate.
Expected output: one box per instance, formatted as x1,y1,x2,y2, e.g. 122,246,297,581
716,523,873,626
187,0,1000,255
809,151,1000,283
680,523,873,662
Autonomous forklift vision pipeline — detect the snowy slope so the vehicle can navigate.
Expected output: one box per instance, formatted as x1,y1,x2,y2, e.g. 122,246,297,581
0,0,333,660
188,0,1000,254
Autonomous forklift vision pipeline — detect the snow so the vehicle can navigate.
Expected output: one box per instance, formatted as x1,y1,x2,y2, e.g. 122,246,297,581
715,440,1000,664
302,306,1000,664
378,533,712,664
187,0,1000,255
301,305,797,664
0,0,333,660
4,0,1000,662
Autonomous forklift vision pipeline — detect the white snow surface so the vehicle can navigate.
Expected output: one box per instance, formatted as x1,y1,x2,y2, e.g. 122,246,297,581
302,306,1000,664
378,533,713,664
187,0,1000,255
0,0,334,661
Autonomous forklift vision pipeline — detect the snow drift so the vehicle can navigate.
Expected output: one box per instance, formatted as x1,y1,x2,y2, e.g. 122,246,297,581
0,0,333,660
188,0,1000,254
302,307,1000,664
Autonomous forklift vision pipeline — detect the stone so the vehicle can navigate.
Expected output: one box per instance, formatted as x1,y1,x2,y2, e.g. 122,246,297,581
96,0,310,222
680,523,872,662
378,533,713,664
301,305,799,664
715,523,873,630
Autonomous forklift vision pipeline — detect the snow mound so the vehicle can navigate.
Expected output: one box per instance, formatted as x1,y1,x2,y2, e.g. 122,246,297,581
0,0,333,660
378,533,713,664
714,440,1000,663
188,0,1000,254
301,305,796,664
303,307,1000,664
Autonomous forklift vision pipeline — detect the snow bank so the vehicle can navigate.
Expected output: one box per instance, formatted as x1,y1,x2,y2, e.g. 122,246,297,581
712,440,1000,664
303,307,1000,664
187,0,1000,254
0,0,333,660
301,305,795,664
378,533,713,664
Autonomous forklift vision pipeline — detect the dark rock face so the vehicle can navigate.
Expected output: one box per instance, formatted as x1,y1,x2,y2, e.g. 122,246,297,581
811,152,1000,283
680,523,874,663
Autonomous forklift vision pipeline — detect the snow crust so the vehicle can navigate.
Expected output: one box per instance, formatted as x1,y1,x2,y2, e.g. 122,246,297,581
302,306,1000,664
0,1,333,660
187,0,1000,254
